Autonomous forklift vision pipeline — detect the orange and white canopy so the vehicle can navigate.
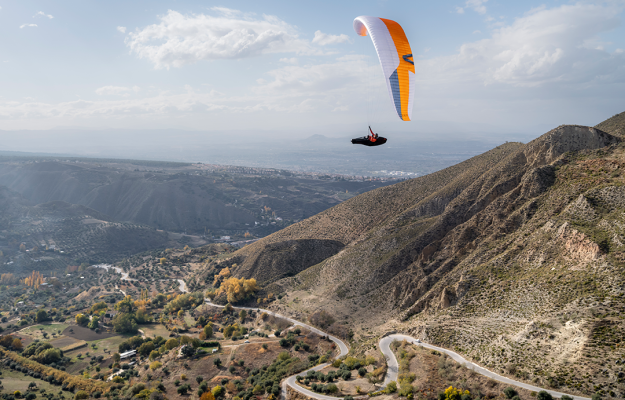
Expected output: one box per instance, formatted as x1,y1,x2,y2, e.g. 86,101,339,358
354,16,415,121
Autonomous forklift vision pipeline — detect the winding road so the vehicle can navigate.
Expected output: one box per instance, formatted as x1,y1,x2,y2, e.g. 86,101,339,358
97,265,588,400
381,335,589,400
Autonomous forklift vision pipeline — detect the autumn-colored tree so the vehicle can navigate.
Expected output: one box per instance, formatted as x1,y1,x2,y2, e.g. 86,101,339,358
216,277,257,303
1,273,16,284
23,271,44,289
75,314,89,326
200,392,215,400
89,301,108,315
12,338,23,350
442,386,469,400
159,258,167,265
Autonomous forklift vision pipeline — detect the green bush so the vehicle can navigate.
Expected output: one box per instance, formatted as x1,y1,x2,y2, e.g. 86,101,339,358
503,387,517,399
74,391,88,400
386,381,397,393
536,391,553,400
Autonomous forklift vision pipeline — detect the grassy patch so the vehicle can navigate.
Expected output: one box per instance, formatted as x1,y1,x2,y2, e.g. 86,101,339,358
0,368,60,393
18,323,68,342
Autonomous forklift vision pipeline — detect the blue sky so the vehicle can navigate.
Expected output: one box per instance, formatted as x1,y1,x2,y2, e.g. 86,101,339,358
1,0,624,138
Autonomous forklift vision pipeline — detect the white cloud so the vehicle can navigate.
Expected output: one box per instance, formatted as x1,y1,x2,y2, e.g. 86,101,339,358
420,2,625,88
125,9,321,69
457,0,488,15
210,7,241,18
0,55,380,122
20,24,38,29
279,57,298,64
312,30,350,46
95,86,134,96
117,26,126,34
3,3,624,131
34,11,54,19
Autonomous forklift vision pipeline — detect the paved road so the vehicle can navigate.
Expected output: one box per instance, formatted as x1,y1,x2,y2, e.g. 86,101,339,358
383,334,590,400
204,300,349,400
95,266,588,400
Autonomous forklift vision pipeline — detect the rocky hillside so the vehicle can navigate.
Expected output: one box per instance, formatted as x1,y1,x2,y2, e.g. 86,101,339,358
202,119,625,398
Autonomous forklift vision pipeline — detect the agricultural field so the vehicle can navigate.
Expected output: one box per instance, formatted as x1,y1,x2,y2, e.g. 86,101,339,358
18,324,68,342
0,369,61,394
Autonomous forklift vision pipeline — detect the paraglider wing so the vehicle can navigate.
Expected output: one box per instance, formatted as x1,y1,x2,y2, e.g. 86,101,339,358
354,16,415,121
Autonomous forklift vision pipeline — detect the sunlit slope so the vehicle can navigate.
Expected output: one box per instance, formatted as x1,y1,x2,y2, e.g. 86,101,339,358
210,120,625,397
221,124,621,319
596,110,625,138
226,141,524,284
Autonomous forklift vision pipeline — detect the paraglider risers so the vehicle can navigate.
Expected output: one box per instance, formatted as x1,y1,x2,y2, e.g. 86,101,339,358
351,136,387,146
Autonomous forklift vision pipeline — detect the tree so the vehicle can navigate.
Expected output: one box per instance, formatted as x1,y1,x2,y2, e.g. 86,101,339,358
35,309,48,323
213,358,222,367
211,386,224,399
88,316,99,330
112,313,138,334
113,353,121,363
591,395,602,400
149,350,160,361
200,393,215,400
442,386,469,400
239,310,246,321
223,326,236,338
181,345,195,357
503,387,517,399
114,296,134,314
537,391,553,400
202,324,213,339
12,338,23,350
138,342,155,357
165,338,179,350
75,313,89,326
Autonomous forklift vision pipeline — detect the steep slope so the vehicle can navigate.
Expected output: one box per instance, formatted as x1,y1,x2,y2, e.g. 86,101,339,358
201,122,625,397
219,142,523,283
596,110,625,138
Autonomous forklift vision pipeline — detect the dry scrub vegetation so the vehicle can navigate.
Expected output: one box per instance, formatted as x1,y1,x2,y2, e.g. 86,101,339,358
215,116,625,399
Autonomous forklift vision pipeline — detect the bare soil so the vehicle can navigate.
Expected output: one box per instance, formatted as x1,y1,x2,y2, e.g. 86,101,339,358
62,325,117,341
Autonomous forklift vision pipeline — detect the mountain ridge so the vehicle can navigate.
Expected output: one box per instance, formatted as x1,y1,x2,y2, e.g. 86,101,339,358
200,120,625,397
